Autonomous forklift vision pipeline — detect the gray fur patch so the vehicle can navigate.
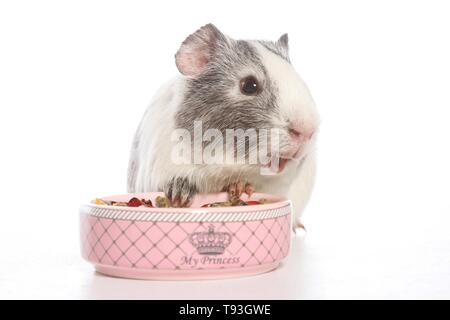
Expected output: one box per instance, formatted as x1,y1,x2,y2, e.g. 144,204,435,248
258,40,291,63
175,39,280,146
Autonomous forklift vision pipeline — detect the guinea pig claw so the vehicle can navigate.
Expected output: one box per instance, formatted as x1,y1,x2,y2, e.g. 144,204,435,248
227,182,238,198
293,221,307,236
297,222,306,231
226,181,254,200
171,196,180,208
164,177,197,208
226,182,244,198
170,192,193,208
180,193,192,208
236,181,244,197
244,182,254,198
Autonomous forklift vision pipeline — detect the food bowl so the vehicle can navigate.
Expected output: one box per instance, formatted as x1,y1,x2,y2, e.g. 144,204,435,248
79,192,292,280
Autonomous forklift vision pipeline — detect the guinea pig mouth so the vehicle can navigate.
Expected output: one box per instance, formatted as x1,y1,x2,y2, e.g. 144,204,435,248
262,157,290,173
276,158,290,172
261,146,306,173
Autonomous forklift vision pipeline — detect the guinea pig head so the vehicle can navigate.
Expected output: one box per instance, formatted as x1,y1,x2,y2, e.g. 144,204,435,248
174,24,319,170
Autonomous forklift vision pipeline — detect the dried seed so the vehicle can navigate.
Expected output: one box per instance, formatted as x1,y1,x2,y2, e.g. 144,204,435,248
93,198,108,205
112,201,128,206
141,198,153,207
155,196,171,208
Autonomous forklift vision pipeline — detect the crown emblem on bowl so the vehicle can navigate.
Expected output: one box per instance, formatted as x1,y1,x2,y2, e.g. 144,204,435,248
189,225,232,255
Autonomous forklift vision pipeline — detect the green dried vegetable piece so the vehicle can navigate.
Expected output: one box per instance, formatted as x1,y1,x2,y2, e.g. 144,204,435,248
229,196,248,206
205,201,233,207
202,200,244,207
155,196,171,208
111,201,128,206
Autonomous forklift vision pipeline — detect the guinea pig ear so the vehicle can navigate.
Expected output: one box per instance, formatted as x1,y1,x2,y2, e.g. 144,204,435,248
277,33,289,51
175,24,228,76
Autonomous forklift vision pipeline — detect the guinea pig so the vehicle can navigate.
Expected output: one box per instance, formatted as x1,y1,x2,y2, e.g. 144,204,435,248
127,24,319,230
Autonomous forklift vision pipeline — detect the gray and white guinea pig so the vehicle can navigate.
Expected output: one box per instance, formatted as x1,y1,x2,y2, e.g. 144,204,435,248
127,24,319,229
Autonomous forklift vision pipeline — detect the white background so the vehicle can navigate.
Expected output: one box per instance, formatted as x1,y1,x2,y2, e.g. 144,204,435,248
1,0,449,299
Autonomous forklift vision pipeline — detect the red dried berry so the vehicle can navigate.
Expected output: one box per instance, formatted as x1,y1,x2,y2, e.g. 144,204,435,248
127,197,142,207
245,201,261,206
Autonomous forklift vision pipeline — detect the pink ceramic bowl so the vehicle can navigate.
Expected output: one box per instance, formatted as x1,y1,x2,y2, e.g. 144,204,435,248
79,192,292,280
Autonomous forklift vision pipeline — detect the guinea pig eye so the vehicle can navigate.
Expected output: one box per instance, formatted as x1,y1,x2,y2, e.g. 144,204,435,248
240,76,260,95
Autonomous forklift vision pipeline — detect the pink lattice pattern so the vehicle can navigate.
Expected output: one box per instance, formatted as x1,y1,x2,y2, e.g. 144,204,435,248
80,214,291,270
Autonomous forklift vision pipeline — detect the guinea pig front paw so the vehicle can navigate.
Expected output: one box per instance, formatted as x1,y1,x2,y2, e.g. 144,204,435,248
223,181,255,199
164,177,198,208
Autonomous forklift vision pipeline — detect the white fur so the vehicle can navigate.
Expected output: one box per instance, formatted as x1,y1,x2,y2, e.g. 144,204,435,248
251,41,319,136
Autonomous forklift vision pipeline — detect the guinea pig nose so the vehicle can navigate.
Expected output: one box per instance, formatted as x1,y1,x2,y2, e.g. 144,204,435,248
288,128,302,138
288,123,315,140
